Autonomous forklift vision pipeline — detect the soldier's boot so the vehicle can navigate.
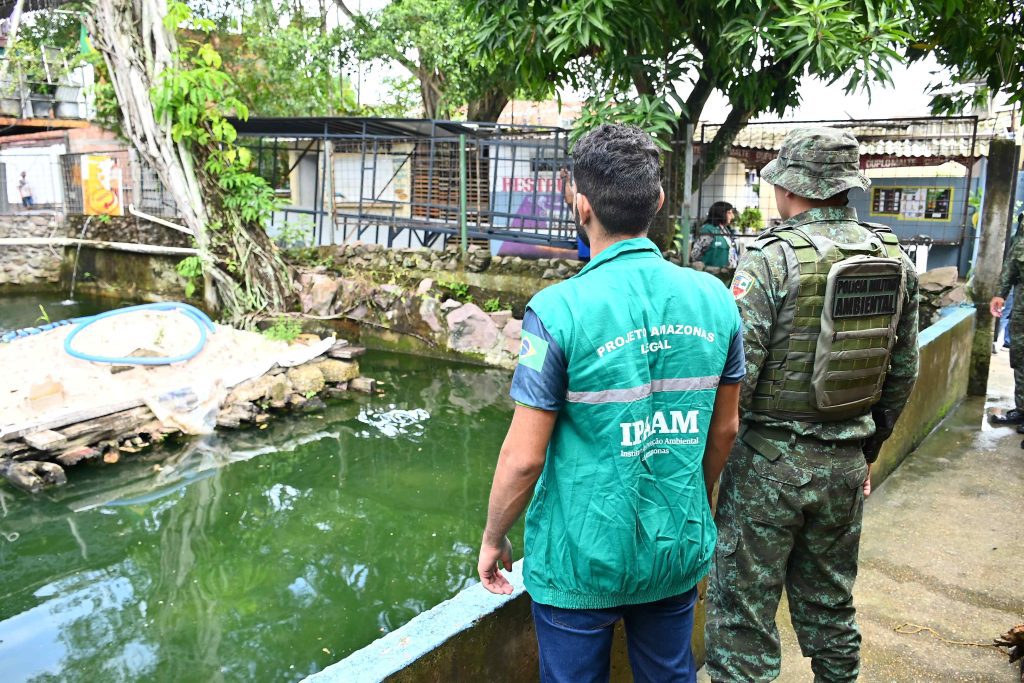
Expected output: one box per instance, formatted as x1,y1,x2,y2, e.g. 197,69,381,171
990,408,1024,425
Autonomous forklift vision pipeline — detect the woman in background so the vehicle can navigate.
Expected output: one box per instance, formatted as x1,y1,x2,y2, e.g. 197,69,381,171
691,201,737,269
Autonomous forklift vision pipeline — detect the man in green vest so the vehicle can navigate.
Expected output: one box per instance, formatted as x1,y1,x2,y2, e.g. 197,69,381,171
477,123,745,682
705,128,920,682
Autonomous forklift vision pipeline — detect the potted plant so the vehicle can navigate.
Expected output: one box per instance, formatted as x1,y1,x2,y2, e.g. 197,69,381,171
736,207,764,235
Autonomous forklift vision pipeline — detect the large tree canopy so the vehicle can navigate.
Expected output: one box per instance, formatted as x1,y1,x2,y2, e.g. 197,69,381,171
468,0,943,246
910,0,1023,119
335,0,551,120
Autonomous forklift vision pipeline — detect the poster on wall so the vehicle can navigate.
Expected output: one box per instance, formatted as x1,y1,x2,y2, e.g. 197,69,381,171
486,141,576,258
870,186,952,221
81,154,124,216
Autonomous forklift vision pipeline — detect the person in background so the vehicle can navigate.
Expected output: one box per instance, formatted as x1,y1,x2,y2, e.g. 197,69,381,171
480,124,743,682
18,172,33,209
691,201,738,269
989,212,1024,428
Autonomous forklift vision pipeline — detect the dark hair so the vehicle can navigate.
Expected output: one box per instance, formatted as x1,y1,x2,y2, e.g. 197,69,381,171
572,124,662,235
706,201,734,227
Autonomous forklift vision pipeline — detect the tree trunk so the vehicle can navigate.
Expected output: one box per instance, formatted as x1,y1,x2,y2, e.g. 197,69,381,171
88,0,291,319
697,106,752,189
467,88,510,122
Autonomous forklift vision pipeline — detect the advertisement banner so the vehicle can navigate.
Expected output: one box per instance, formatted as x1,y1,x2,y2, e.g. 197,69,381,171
81,154,124,216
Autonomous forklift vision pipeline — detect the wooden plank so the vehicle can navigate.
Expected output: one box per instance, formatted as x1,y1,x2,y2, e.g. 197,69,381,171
23,429,67,451
1,398,146,441
328,345,365,360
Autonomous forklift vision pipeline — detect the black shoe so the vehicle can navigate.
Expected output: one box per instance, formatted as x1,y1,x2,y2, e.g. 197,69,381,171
1016,423,1024,434
990,408,1024,425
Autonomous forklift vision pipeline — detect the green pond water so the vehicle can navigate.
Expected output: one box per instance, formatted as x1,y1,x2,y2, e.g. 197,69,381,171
0,297,517,682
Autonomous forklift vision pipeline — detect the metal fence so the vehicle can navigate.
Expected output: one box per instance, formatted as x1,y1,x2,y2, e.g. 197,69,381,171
234,121,577,250
59,149,179,218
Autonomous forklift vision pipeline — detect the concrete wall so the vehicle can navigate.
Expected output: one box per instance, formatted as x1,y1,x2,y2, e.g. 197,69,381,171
307,305,977,683
0,212,66,289
870,305,975,486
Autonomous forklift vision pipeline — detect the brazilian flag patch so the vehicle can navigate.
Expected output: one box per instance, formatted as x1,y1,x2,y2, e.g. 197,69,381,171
518,330,549,372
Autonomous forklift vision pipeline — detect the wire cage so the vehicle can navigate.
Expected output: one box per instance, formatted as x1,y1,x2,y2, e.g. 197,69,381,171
231,118,576,251
59,149,179,218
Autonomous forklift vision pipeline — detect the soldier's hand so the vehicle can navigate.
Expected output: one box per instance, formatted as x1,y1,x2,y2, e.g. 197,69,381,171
990,296,1006,317
863,463,872,498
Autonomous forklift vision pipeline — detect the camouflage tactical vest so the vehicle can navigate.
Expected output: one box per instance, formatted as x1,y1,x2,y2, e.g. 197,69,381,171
751,223,906,422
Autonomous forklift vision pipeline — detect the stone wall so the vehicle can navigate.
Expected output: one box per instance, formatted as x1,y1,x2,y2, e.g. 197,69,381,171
0,212,67,288
297,268,523,369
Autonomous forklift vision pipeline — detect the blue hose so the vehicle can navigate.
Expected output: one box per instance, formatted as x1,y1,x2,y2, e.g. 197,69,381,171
59,302,215,365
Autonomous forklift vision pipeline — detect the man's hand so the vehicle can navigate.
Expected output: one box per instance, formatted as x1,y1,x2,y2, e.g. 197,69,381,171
478,535,514,594
863,463,872,498
559,168,574,206
991,296,1006,317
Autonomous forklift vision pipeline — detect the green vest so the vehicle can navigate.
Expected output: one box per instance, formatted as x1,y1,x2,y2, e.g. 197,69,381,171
524,238,741,609
750,223,906,421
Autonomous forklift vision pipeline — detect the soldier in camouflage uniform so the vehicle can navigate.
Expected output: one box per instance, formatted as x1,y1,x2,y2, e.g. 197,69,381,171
705,128,920,682
989,214,1024,427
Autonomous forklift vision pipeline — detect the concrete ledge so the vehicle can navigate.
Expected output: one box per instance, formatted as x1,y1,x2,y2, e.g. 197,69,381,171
307,561,535,683
872,305,975,485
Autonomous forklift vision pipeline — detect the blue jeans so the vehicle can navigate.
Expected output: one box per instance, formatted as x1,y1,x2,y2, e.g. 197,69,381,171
531,587,698,683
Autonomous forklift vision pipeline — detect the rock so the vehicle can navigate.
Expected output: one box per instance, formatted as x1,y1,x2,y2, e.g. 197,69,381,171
286,364,326,395
319,359,360,383
542,268,557,279
351,377,378,393
217,402,256,428
326,383,349,398
503,318,523,354
0,459,66,493
254,413,271,424
227,375,276,404
420,297,444,333
446,303,500,352
298,273,340,316
416,278,435,296
489,311,513,328
103,451,120,464
440,298,462,311
430,259,444,270
289,393,308,407
301,396,327,412
918,266,959,292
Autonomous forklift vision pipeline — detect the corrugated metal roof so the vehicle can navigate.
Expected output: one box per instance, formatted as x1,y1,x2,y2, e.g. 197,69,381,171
705,115,1012,160
227,117,567,140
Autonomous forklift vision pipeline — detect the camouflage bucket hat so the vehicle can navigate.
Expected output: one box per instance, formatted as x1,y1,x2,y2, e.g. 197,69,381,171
760,127,870,200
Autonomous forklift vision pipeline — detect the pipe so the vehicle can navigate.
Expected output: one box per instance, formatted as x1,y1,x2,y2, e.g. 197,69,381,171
127,204,193,235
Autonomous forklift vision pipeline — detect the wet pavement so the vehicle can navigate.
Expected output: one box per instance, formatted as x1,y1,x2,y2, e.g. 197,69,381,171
701,347,1023,681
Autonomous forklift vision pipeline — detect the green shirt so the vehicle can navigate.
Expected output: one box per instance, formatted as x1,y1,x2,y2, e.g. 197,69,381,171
693,223,735,268
520,237,742,609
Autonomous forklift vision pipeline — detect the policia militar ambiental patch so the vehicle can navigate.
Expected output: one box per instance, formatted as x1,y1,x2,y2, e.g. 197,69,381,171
832,275,901,318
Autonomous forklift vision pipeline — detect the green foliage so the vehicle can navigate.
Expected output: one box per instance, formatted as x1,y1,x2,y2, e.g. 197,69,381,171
736,207,764,232
274,219,314,249
262,316,303,342
909,0,1021,119
470,0,922,160
176,255,204,299
346,0,549,119
572,96,677,151
153,3,280,233
482,297,503,313
36,305,51,325
439,279,472,304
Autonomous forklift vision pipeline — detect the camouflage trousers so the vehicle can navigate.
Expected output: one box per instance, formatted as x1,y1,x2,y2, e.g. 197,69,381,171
1008,306,1024,408
705,427,868,682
